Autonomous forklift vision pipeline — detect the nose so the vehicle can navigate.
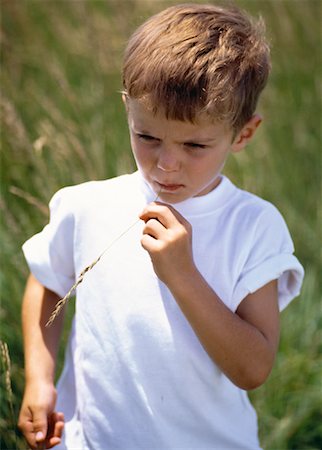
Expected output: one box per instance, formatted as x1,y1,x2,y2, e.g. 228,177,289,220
157,144,180,172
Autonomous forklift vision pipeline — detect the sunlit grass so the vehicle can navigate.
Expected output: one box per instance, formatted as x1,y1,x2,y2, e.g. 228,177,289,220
1,1,321,448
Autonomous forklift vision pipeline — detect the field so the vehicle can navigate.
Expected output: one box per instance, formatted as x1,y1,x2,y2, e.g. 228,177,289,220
1,0,321,449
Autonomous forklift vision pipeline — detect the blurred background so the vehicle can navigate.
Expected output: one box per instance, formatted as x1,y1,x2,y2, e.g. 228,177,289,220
1,0,321,448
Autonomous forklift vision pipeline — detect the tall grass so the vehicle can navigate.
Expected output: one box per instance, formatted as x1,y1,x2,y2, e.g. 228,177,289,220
1,1,321,449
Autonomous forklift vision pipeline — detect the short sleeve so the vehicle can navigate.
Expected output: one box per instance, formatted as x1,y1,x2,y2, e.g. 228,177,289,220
232,205,304,312
22,188,76,298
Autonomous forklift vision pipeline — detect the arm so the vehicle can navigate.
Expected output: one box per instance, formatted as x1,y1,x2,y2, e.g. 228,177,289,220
18,274,65,449
169,272,279,390
140,202,280,390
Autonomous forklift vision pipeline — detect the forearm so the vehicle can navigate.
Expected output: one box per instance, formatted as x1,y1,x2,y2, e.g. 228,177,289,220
168,268,278,390
139,202,279,390
22,274,65,384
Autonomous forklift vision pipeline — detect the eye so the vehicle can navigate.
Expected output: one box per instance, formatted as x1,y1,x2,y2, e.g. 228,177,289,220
185,142,207,150
137,133,158,142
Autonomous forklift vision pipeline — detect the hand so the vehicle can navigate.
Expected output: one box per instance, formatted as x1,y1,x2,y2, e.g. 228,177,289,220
18,381,64,449
139,202,196,285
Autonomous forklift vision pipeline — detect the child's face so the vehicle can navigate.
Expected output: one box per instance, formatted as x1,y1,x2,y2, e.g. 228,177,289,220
125,97,257,204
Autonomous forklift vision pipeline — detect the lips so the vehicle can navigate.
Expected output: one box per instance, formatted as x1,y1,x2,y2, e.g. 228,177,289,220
156,181,184,192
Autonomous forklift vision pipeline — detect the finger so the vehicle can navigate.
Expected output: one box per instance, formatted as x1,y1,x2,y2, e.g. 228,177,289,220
45,411,64,439
141,233,163,253
47,436,62,449
47,434,64,449
33,409,48,447
142,218,165,239
155,202,191,227
18,411,36,446
143,203,192,242
45,412,65,448
140,203,180,228
52,412,64,438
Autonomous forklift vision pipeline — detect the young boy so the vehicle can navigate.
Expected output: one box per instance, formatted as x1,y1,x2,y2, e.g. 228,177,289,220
19,4,304,449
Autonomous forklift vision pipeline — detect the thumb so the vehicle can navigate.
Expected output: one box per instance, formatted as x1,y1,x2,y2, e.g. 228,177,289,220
33,410,48,443
35,430,44,442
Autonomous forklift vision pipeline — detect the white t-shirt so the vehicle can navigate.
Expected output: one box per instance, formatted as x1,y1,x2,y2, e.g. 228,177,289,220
23,171,304,450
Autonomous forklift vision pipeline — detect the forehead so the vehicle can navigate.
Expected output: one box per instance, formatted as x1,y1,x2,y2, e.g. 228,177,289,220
126,98,232,140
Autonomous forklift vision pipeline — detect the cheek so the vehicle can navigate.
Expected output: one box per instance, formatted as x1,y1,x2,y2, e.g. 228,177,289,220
130,137,141,158
131,140,152,166
188,152,227,179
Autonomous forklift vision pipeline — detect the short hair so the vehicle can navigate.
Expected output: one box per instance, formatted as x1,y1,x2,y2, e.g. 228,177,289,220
122,3,271,131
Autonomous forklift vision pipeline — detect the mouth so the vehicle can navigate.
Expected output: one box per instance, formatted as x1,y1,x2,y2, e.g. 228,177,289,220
155,181,184,192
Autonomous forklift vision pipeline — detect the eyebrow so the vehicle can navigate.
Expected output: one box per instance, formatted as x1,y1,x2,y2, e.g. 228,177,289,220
134,129,154,135
194,137,217,143
132,125,217,143
184,136,218,145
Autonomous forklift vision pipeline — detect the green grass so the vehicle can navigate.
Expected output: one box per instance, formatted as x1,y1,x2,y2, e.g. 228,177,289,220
1,1,321,449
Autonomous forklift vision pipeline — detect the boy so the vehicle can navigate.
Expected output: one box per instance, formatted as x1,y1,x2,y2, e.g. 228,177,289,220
18,4,304,449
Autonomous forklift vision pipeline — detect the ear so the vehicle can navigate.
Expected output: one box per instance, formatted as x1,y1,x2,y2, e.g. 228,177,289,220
231,114,262,153
122,93,129,113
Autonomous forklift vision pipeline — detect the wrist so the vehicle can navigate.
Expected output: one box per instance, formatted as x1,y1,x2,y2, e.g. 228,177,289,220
25,366,56,386
25,375,56,388
24,351,57,384
165,263,202,296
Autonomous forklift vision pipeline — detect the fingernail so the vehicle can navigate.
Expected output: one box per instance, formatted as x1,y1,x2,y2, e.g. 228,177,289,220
35,431,44,441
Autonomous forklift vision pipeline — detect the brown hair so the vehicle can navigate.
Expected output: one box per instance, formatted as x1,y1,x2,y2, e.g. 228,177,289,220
122,3,271,131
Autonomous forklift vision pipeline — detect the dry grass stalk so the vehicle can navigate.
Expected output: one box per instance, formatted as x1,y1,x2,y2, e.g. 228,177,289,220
46,188,161,327
9,185,49,216
0,341,14,410
0,340,16,446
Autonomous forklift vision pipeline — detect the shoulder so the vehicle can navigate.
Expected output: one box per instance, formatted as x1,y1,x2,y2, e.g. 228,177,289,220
227,179,286,225
49,172,139,213
222,178,293,249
